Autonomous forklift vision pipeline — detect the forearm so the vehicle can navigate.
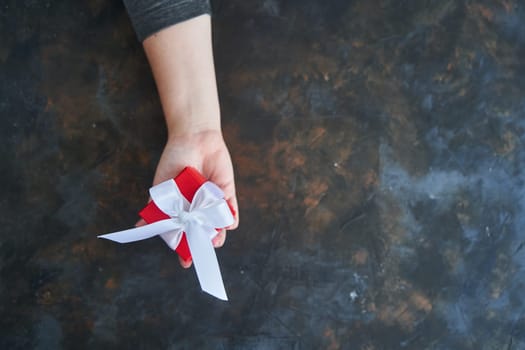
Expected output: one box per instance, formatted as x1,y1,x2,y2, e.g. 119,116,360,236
125,2,238,252
142,14,221,138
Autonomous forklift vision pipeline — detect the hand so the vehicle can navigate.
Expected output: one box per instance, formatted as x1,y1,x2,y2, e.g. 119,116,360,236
137,15,235,268
137,130,239,268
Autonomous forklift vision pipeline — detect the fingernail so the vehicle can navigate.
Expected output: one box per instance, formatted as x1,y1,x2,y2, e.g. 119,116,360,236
179,257,192,268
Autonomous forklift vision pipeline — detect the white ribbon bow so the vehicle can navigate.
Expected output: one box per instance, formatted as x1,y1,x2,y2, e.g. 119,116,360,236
98,179,234,300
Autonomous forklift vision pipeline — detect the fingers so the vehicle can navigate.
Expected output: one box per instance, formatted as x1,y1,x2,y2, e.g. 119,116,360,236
228,196,239,230
135,219,147,227
212,229,226,248
137,212,228,270
178,231,223,269
210,167,239,230
226,196,239,230
179,256,192,269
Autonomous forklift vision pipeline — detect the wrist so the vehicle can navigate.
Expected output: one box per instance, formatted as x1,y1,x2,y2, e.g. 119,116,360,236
165,104,221,139
167,126,224,148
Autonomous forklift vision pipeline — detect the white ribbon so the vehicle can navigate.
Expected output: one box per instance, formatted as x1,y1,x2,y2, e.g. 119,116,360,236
98,179,234,301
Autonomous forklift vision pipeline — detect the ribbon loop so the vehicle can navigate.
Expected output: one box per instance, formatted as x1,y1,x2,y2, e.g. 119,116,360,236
98,179,234,300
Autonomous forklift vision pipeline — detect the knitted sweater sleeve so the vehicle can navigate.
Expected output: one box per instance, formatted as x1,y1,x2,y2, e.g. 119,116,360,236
123,0,212,42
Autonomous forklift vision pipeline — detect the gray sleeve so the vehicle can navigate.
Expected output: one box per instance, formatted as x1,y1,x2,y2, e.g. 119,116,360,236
123,0,212,42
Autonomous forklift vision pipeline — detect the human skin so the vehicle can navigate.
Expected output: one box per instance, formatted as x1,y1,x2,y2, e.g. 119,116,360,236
136,14,239,268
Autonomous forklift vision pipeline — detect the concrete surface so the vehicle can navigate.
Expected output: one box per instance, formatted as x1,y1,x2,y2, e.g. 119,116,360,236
1,0,525,349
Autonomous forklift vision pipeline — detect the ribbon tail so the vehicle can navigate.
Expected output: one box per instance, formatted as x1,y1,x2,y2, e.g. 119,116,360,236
186,224,228,301
98,219,182,243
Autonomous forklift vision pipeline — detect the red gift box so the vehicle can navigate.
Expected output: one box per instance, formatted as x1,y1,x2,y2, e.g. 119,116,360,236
138,167,235,262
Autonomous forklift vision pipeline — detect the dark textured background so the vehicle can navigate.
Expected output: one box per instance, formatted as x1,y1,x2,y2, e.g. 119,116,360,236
1,0,525,349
